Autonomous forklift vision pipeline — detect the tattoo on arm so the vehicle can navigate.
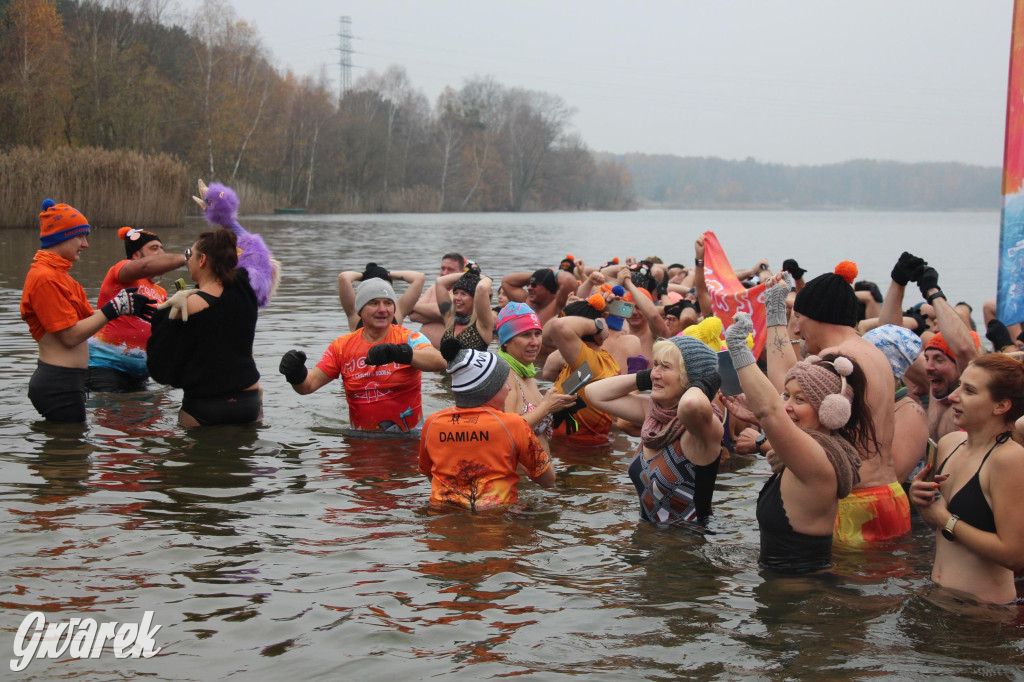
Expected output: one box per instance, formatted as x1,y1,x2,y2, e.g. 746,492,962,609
771,336,788,356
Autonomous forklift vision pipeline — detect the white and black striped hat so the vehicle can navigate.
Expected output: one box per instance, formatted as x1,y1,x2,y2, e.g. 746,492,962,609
445,345,510,408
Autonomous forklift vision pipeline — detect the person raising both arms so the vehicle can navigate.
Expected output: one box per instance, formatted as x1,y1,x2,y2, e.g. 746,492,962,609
338,262,425,331
586,335,723,525
435,263,495,351
87,227,187,392
501,267,576,327
21,199,156,423
280,278,446,434
910,353,1024,604
409,253,465,347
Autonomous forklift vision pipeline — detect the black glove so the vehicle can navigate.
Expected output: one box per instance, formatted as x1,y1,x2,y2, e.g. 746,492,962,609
551,395,586,435
854,280,883,303
279,350,308,384
903,307,929,336
101,287,156,321
690,373,722,402
986,319,1014,350
917,267,940,300
890,251,926,286
635,369,653,392
366,342,413,366
781,258,806,280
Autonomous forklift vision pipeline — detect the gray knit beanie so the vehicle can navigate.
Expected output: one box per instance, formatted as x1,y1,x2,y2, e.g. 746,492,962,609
355,278,398,313
668,335,718,385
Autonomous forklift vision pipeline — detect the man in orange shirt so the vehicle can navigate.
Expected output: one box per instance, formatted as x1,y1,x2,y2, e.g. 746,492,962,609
280,278,446,433
21,199,156,422
88,226,187,392
418,341,556,510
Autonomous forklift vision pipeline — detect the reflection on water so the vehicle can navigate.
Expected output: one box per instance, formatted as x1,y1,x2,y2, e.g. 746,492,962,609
1,213,1022,678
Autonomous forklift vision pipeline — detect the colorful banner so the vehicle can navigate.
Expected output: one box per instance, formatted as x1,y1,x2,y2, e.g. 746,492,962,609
701,231,768,357
997,0,1024,326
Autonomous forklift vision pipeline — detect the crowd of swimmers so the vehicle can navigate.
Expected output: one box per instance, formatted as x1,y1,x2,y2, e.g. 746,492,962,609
18,186,1024,606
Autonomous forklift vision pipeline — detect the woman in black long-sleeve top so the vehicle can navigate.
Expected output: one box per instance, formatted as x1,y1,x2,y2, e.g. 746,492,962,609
148,229,261,427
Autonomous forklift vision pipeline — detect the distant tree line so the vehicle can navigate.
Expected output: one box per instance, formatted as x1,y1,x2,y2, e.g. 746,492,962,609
612,154,1002,210
0,0,635,216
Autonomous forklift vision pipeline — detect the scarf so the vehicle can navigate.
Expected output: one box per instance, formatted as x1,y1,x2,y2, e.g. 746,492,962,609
641,399,686,451
801,430,862,498
497,349,536,379
454,312,472,326
34,250,72,272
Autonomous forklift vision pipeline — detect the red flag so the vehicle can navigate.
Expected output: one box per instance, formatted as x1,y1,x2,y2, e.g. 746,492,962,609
701,231,767,357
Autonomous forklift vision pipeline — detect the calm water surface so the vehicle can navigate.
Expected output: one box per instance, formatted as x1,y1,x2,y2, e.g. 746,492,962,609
1,210,1022,679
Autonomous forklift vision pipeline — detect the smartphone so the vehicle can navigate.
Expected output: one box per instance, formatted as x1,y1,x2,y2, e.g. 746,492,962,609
606,300,635,318
561,361,594,395
717,350,742,397
173,278,187,292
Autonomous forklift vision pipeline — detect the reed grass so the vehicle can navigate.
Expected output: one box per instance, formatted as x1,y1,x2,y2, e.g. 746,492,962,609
0,146,189,229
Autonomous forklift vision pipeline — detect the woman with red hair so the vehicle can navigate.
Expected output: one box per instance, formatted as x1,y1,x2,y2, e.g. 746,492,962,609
910,353,1024,603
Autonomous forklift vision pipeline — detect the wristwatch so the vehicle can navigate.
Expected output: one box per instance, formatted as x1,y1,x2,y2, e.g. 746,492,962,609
754,431,768,453
594,318,606,334
941,514,960,542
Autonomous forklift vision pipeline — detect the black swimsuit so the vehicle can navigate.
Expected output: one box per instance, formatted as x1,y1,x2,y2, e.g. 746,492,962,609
934,432,1009,534
756,472,833,573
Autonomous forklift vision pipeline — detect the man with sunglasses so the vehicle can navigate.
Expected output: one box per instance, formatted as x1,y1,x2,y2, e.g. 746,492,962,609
87,227,187,392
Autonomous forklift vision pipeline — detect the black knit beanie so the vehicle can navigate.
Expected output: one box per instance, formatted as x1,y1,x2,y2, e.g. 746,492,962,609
793,273,859,328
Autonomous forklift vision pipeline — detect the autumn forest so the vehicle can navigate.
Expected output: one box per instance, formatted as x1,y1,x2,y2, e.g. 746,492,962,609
0,0,1002,228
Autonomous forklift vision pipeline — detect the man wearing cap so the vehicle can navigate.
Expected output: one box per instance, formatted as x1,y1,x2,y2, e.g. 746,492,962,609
501,267,575,327
87,227,188,392
279,278,446,433
419,341,556,511
21,199,156,422
792,272,909,544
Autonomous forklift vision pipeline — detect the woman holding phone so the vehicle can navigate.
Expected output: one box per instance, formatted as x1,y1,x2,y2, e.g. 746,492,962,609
909,353,1024,604
587,335,724,524
497,302,578,454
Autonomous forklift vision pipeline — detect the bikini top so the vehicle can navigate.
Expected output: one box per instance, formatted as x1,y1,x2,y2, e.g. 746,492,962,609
934,431,1010,534
512,375,553,438
442,321,488,351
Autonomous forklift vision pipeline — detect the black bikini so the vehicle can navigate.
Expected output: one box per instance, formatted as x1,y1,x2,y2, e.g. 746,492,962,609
934,432,1010,534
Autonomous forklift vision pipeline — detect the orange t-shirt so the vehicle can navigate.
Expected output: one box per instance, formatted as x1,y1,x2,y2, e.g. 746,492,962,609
419,406,550,509
317,325,431,432
92,260,168,350
21,250,93,341
553,343,620,444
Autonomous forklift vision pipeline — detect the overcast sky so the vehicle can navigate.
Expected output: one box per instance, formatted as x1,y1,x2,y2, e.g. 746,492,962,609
176,1,1014,167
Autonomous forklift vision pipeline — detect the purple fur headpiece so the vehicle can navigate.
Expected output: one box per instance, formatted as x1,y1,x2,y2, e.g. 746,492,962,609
203,182,240,227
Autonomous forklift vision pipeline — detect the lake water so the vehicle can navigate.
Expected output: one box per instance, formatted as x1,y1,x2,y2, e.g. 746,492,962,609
1,210,1022,679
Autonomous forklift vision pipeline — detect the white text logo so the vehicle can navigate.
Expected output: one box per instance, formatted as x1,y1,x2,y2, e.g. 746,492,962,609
10,611,162,672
